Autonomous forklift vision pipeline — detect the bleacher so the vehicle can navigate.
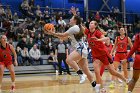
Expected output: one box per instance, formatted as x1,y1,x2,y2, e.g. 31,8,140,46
4,56,94,75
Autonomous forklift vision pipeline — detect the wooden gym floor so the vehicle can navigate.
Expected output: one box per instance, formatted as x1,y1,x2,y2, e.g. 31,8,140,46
1,71,140,93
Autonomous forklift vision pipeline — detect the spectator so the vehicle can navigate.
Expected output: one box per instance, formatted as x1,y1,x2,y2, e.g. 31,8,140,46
27,6,34,19
48,52,58,71
5,6,12,20
29,0,34,10
13,12,19,25
27,37,34,51
21,47,31,66
16,47,23,66
35,33,43,49
16,36,27,50
35,5,43,21
0,4,5,16
29,44,43,65
58,17,66,32
55,39,71,75
50,17,57,25
21,0,29,17
44,11,50,23
95,11,100,22
3,19,11,30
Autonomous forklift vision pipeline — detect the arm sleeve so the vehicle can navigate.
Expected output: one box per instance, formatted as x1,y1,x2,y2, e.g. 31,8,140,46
126,34,139,59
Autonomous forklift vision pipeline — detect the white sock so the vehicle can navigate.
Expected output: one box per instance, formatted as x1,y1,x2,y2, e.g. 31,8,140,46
95,84,100,93
128,91,132,93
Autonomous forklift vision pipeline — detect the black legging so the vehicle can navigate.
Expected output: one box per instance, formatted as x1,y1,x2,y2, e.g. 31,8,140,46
57,53,70,74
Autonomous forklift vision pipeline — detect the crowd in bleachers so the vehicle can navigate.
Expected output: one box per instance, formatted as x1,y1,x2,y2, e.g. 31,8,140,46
0,0,136,68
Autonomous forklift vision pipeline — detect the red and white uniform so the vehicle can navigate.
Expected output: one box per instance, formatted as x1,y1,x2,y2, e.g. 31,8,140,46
126,34,140,69
0,43,13,67
85,29,112,65
114,36,128,62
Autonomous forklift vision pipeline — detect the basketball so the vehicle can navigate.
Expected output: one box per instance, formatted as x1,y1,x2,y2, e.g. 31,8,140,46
44,23,55,32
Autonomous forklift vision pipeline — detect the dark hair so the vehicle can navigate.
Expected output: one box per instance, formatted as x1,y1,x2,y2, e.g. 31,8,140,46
73,16,84,40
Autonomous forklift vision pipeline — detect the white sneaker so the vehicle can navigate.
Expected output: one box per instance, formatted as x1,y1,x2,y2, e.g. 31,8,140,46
94,84,101,93
79,74,86,84
56,70,58,75
83,73,87,78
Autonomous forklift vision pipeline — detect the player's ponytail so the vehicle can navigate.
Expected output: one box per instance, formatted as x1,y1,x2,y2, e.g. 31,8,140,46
73,16,84,40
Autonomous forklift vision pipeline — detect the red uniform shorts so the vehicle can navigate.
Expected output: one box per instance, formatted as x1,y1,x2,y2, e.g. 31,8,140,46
114,53,127,62
133,54,140,70
93,54,113,65
0,61,12,67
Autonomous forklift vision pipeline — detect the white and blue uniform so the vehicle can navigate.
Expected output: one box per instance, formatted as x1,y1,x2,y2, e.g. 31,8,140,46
67,25,88,58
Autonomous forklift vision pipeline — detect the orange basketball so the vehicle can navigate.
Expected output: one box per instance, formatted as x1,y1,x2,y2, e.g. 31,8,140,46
44,23,54,32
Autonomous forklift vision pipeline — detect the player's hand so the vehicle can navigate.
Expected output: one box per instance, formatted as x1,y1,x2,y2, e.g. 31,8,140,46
70,6,77,15
121,59,127,64
14,60,18,66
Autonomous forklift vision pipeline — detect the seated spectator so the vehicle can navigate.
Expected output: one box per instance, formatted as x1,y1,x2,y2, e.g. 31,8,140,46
27,37,34,51
58,17,66,32
0,5,5,16
16,47,23,66
5,6,12,20
27,6,34,19
29,44,43,65
48,52,58,71
29,0,34,10
21,47,31,66
13,12,19,25
95,11,100,22
16,36,27,50
50,17,57,25
35,33,43,50
21,0,29,17
35,5,43,21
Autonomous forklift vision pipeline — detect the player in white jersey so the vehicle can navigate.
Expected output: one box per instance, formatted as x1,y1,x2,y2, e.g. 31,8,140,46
45,8,96,88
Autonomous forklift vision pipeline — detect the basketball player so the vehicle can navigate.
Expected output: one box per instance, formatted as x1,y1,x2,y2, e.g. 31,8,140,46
45,8,96,87
122,33,140,93
0,35,18,92
110,28,133,84
100,38,113,76
85,21,128,92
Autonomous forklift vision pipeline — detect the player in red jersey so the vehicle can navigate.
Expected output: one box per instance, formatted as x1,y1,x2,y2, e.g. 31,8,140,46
0,35,18,92
110,28,133,83
85,21,128,92
100,38,113,76
122,33,140,93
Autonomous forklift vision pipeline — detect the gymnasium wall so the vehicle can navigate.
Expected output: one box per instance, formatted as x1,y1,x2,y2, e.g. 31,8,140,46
0,0,139,23
126,0,140,13
88,0,121,11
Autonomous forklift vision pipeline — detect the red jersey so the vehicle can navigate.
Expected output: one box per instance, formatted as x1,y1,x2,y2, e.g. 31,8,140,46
85,29,107,57
127,34,140,59
105,44,113,53
0,43,12,62
116,36,128,53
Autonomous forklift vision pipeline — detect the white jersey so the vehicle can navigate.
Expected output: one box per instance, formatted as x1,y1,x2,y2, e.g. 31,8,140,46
66,25,88,58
